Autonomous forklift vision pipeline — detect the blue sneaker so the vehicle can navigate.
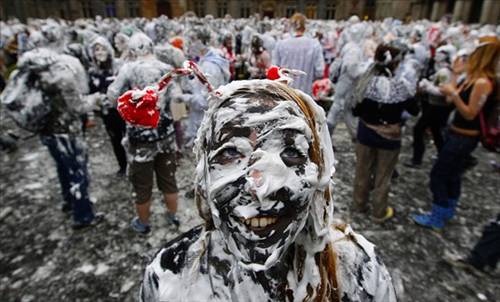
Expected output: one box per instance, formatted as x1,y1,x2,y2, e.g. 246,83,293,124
443,199,458,221
131,217,151,234
412,204,451,231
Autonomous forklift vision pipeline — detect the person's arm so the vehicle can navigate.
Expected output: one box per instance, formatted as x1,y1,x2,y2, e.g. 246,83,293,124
313,40,325,79
441,78,493,121
106,65,130,107
272,42,281,66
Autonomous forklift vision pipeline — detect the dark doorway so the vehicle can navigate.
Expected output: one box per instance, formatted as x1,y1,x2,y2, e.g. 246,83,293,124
157,0,172,17
263,10,274,18
468,0,483,23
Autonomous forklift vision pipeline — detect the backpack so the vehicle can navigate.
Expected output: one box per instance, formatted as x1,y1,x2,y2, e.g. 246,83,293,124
479,80,500,153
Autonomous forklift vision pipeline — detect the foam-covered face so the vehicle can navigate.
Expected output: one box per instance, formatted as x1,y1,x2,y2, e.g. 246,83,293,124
114,35,127,53
204,96,320,268
93,44,109,63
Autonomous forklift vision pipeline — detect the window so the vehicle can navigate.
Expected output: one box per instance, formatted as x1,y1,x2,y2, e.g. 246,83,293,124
240,2,251,18
325,3,336,19
194,0,205,17
81,0,93,18
128,1,140,17
217,0,228,18
285,6,296,18
105,0,116,17
305,3,317,19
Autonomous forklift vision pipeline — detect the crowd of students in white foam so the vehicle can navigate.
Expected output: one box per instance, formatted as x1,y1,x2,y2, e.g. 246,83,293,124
1,12,499,302
1,14,498,144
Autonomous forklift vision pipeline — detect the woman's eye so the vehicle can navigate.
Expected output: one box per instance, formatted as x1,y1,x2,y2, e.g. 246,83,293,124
214,147,242,164
281,147,306,166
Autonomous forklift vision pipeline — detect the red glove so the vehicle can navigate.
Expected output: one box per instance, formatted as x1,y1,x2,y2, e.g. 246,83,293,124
117,87,160,128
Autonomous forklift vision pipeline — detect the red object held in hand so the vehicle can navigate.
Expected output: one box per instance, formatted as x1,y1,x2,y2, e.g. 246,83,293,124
117,88,160,128
266,66,280,80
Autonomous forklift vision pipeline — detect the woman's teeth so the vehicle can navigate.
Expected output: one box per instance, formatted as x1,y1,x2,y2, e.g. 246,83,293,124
242,217,278,228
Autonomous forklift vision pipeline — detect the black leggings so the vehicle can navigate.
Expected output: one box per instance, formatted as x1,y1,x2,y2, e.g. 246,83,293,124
102,108,127,171
412,101,452,164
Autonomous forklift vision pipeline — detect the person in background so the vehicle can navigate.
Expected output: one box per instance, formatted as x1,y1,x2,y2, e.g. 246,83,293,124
87,36,127,176
352,43,419,222
247,35,271,79
406,45,459,168
272,13,324,95
445,213,500,276
107,33,182,234
1,48,102,229
412,36,500,230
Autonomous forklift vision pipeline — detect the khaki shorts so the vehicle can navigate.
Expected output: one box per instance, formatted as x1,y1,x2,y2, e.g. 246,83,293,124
128,152,178,203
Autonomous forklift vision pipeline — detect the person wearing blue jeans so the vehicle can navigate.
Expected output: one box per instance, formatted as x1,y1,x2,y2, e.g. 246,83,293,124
412,36,500,230
419,131,479,228
1,48,103,230
41,134,96,227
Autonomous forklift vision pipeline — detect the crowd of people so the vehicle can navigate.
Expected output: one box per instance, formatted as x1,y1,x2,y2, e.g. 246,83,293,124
0,11,499,301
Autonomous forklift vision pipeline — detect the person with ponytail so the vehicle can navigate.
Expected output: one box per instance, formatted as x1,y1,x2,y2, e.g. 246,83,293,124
412,36,500,230
351,43,420,222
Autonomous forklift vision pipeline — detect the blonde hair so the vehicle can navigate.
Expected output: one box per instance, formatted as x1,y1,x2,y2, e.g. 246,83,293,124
466,36,500,86
290,13,307,32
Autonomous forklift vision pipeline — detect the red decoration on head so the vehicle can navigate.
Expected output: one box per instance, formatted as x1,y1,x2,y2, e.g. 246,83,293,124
266,66,280,80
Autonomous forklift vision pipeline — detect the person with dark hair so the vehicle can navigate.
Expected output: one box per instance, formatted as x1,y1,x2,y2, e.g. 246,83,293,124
406,45,461,168
87,36,127,176
139,79,396,302
412,36,500,230
352,43,419,222
247,35,271,79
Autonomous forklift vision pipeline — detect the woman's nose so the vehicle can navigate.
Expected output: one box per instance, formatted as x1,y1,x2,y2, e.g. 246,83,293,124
248,169,263,187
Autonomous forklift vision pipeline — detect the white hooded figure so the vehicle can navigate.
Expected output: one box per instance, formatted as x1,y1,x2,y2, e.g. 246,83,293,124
155,42,186,68
178,47,230,146
0,48,101,228
327,22,371,139
140,80,396,302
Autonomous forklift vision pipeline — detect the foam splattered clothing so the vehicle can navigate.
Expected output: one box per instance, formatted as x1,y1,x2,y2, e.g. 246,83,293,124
326,27,371,138
140,80,396,302
87,36,127,172
272,35,324,95
107,55,181,163
0,48,96,224
178,49,230,146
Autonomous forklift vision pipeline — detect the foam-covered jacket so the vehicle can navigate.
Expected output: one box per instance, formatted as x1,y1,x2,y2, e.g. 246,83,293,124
107,55,181,160
0,48,88,134
179,50,230,143
140,224,397,302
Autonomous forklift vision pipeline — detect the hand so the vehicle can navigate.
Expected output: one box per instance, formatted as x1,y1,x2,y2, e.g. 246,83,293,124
439,83,457,97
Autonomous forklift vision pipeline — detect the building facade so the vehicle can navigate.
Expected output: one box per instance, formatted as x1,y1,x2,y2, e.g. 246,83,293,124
2,0,499,24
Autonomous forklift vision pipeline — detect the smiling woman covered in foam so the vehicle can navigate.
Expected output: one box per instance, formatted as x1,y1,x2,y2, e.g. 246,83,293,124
140,80,397,302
